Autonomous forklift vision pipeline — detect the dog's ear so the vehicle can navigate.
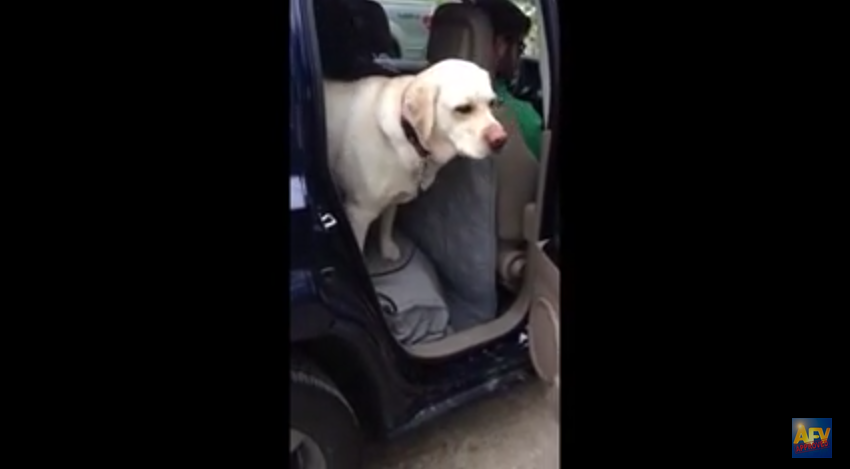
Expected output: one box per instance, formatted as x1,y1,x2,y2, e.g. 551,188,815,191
401,78,438,144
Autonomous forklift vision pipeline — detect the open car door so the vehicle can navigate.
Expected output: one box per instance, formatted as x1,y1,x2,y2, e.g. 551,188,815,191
523,130,560,384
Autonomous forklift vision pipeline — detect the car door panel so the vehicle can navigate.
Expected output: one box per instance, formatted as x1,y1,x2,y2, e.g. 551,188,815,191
523,130,560,384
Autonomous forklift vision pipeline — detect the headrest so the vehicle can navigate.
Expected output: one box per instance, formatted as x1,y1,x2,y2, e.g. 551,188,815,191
425,3,494,73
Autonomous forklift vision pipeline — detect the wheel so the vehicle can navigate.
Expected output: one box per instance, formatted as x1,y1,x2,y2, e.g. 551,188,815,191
290,359,362,469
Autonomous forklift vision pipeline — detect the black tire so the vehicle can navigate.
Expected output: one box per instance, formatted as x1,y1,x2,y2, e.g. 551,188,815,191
290,359,362,469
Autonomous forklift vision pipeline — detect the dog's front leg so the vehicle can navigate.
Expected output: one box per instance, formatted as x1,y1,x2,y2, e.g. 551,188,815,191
379,204,400,261
419,162,438,192
345,203,377,253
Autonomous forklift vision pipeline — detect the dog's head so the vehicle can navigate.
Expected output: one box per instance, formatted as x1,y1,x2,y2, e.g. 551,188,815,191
401,59,507,164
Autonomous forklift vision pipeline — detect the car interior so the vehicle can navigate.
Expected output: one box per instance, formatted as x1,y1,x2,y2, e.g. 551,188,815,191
311,0,559,383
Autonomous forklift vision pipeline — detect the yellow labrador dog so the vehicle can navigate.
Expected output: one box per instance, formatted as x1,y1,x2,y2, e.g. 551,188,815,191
323,59,508,260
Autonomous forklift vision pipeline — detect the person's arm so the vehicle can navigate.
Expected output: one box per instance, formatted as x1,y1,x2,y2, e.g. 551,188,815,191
495,81,543,159
512,99,543,160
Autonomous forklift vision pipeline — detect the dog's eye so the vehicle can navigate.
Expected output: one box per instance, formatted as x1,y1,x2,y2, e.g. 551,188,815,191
454,104,474,114
488,99,499,109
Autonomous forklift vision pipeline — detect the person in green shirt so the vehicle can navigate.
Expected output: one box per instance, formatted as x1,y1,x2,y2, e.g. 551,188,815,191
475,0,543,159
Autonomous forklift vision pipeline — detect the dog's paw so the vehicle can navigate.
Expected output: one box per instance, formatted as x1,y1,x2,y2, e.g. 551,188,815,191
380,240,401,261
418,164,437,192
419,175,436,192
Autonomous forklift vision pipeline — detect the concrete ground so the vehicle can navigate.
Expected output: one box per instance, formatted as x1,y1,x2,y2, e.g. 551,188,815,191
364,380,559,469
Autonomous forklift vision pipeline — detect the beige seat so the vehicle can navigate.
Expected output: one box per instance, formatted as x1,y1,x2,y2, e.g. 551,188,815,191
426,3,539,290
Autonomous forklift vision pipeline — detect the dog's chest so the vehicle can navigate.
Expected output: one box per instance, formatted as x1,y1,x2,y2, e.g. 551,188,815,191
391,190,417,205
384,160,426,204
337,126,436,208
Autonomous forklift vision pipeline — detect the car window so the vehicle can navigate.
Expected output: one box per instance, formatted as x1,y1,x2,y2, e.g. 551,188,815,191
514,0,539,59
372,0,440,61
373,0,539,62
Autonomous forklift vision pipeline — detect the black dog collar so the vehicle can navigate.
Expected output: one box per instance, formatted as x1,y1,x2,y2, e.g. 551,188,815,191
400,119,430,159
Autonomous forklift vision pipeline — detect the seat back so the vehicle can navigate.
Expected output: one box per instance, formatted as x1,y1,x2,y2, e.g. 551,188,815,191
426,2,539,289
426,3,494,69
314,0,399,79
358,1,399,58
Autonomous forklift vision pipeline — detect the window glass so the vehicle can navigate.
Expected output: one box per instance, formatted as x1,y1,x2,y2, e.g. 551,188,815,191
373,0,539,61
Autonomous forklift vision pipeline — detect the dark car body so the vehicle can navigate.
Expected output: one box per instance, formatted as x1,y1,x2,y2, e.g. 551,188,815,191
290,0,562,445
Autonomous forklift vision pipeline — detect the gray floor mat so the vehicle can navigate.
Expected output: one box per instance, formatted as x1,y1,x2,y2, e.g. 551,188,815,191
365,231,452,346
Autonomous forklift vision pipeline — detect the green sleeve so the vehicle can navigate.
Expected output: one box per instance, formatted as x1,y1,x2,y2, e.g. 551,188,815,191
513,100,542,160
494,81,543,160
